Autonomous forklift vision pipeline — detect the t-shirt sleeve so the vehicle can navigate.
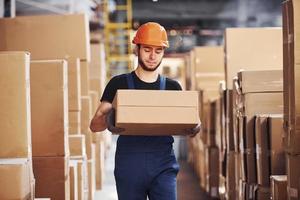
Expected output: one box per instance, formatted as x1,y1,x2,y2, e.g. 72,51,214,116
100,76,119,103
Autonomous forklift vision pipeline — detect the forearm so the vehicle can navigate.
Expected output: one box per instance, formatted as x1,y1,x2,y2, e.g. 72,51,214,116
90,114,107,132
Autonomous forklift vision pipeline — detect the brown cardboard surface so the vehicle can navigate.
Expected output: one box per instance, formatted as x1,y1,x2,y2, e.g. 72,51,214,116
89,91,99,122
89,79,103,97
30,60,69,157
226,90,235,151
113,90,199,135
0,14,90,60
85,131,94,160
205,146,219,198
69,160,78,200
271,175,287,200
268,115,286,175
0,52,32,158
195,74,224,91
95,139,105,190
287,154,300,200
283,0,300,147
254,186,270,200
90,43,106,83
81,96,92,135
80,61,90,96
194,46,224,73
242,92,283,116
255,115,269,186
76,158,88,200
87,158,95,200
69,135,86,158
68,58,81,111
0,159,32,200
226,151,236,200
224,27,282,89
237,70,283,93
33,156,70,200
69,111,81,134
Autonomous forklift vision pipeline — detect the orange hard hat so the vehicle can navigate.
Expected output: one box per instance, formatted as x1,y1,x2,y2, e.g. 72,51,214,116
132,22,169,48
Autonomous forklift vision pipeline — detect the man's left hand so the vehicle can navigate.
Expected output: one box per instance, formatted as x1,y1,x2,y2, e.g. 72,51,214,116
185,123,201,137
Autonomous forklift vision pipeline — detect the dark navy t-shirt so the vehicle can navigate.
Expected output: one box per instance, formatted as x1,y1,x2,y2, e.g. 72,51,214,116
101,71,182,152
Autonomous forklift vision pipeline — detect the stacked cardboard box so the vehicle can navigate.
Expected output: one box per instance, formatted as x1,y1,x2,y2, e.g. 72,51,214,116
271,175,287,200
30,60,70,199
283,1,300,199
234,70,283,200
0,52,35,200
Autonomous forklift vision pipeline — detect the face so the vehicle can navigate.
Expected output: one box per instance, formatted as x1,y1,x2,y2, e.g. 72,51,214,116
137,44,165,72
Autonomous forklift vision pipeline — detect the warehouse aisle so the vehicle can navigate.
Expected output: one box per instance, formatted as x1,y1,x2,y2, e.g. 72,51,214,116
95,137,212,200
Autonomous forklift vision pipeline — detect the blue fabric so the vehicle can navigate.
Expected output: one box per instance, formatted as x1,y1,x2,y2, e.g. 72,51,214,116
114,149,179,200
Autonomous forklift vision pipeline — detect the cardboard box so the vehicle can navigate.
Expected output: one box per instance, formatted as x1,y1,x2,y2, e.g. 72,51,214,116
30,60,69,157
85,132,94,160
33,156,70,200
68,58,81,111
226,151,236,200
0,14,90,60
87,158,95,200
80,61,90,96
224,27,283,89
69,111,81,134
95,137,105,190
254,186,270,200
241,93,283,116
255,115,286,186
69,135,86,158
0,158,32,200
287,154,300,200
195,74,224,91
81,96,92,135
240,116,256,184
89,79,103,97
77,158,88,200
70,160,78,200
237,70,283,93
271,175,287,200
113,90,199,135
193,46,225,73
89,91,99,122
0,52,32,158
282,0,300,138
226,90,235,151
90,43,106,83
205,146,219,198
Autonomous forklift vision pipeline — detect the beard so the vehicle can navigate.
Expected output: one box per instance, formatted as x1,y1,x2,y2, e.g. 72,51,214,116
138,52,162,72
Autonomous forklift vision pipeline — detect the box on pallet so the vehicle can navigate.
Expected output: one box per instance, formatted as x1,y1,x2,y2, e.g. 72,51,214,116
0,52,32,158
69,135,86,158
287,154,300,200
205,146,219,198
113,90,199,135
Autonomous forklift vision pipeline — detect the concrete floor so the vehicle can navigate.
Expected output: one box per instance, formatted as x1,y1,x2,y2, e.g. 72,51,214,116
95,137,213,200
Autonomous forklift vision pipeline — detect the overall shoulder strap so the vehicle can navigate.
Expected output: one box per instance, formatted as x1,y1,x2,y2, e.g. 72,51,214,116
159,75,166,90
126,73,135,89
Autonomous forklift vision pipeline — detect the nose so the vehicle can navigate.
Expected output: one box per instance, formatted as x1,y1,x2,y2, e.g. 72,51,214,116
149,50,156,60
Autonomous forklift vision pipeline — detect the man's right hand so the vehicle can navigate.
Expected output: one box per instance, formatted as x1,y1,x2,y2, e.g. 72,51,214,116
105,108,125,133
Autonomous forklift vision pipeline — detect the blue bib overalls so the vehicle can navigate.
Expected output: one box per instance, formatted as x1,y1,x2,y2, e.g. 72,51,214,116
114,73,180,200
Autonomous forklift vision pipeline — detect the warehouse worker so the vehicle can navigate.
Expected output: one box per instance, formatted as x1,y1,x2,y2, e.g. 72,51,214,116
90,22,201,200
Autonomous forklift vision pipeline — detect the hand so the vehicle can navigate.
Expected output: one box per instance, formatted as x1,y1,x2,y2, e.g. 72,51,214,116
105,108,125,133
185,123,201,138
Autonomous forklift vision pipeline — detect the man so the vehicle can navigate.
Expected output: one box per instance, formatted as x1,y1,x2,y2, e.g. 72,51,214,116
90,22,200,200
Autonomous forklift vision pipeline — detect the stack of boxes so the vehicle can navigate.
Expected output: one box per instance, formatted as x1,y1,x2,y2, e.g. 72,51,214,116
283,0,300,199
0,52,35,200
0,13,107,200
